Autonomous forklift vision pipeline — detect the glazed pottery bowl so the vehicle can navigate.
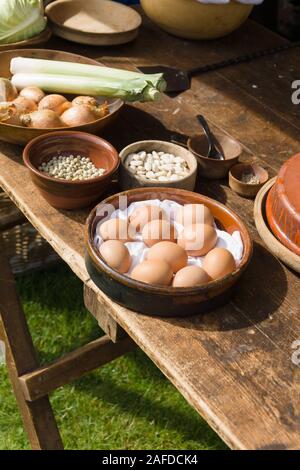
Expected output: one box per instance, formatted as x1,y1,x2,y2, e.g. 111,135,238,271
140,0,253,40
0,49,124,145
188,132,242,179
229,162,269,199
85,187,252,317
119,140,198,191
23,131,120,210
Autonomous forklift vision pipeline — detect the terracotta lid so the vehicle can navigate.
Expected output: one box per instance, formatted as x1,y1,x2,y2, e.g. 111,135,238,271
266,153,300,256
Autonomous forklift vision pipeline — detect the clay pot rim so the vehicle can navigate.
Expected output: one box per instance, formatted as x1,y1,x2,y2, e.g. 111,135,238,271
85,187,253,294
23,130,120,186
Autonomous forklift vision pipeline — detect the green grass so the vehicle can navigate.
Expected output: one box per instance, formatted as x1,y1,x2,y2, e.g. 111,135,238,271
0,264,227,450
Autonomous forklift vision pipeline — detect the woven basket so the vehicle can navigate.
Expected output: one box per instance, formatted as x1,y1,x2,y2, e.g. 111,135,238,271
0,190,59,274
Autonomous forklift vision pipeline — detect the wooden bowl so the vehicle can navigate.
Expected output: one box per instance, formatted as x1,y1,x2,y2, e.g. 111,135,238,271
0,27,52,51
188,132,241,179
229,162,269,199
23,131,120,210
266,154,300,256
85,187,253,317
119,140,198,191
46,0,142,46
0,49,124,145
254,178,300,273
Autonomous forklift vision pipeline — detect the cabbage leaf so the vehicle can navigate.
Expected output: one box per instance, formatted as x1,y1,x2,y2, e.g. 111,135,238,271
0,0,46,44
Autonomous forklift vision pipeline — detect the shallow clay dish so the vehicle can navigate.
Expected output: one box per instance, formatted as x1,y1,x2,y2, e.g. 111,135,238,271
188,132,241,179
119,140,198,191
85,187,252,317
46,0,142,46
254,178,300,273
0,26,52,51
0,49,124,145
229,162,269,198
266,153,300,256
23,131,120,210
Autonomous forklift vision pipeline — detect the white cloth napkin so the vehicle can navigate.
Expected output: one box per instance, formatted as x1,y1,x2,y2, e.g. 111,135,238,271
95,199,244,276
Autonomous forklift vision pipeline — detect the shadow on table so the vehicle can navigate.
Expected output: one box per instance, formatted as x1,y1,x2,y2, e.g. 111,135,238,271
160,241,288,333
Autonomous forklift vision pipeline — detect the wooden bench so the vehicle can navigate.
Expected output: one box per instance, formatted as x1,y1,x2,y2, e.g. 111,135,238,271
0,13,300,450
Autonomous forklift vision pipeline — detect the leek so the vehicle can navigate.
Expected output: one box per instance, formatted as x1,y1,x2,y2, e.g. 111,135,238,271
10,57,166,102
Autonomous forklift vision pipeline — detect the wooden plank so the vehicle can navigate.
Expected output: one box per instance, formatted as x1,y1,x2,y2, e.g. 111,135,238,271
84,285,127,342
19,335,136,402
0,254,63,450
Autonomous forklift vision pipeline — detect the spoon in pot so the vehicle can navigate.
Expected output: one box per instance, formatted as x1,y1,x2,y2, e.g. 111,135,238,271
197,115,225,160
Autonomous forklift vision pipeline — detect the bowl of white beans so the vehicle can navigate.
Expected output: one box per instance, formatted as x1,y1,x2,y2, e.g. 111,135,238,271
119,140,198,191
23,130,120,210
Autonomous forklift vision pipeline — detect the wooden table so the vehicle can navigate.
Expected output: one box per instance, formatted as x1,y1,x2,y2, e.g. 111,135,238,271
0,13,300,450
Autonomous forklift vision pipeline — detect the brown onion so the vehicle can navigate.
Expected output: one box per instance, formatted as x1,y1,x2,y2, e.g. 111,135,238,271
72,96,98,107
60,105,97,127
0,78,18,102
38,94,69,115
20,86,45,104
21,110,63,129
13,96,37,113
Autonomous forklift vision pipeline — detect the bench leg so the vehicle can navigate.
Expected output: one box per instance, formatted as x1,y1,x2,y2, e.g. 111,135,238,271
0,254,63,450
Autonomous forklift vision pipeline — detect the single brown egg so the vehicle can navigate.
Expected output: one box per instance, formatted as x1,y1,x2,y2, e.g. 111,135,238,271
99,240,131,274
142,219,177,247
176,204,214,227
203,247,236,280
146,241,187,273
177,223,217,256
131,260,173,286
99,219,133,243
129,205,166,232
173,265,211,288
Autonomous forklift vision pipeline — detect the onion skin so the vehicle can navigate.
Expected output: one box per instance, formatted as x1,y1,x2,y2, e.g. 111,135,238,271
13,96,37,113
20,86,45,104
72,96,98,107
38,94,68,115
0,78,18,102
60,104,97,127
21,110,63,129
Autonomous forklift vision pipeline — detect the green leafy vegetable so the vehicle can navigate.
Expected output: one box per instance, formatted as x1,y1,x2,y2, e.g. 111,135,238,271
0,0,46,44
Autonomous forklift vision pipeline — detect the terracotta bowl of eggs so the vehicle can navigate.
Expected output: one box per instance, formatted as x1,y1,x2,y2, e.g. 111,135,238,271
0,49,124,145
85,187,252,317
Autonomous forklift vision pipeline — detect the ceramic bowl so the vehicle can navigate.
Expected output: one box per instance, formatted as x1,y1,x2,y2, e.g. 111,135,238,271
188,132,242,179
0,49,124,145
119,140,198,191
23,131,120,210
140,0,253,40
229,162,269,198
85,187,253,317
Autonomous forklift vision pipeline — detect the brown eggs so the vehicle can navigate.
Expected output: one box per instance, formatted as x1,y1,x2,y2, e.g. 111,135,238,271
176,204,214,227
129,205,166,232
203,247,236,280
147,241,187,273
131,260,173,286
177,223,217,256
173,265,211,288
142,219,177,247
99,240,131,274
99,219,134,243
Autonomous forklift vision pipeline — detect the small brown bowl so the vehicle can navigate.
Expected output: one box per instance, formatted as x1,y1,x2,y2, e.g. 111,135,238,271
85,187,253,317
119,140,198,191
23,131,120,210
229,162,269,199
188,132,241,179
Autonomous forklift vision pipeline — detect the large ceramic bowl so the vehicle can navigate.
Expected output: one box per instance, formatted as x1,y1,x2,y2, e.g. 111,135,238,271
86,187,252,317
141,0,253,39
0,49,124,145
140,0,253,40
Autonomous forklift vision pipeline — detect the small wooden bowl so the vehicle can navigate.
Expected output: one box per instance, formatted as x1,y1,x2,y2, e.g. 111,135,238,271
254,178,300,273
229,162,269,198
0,26,52,51
85,187,252,317
46,0,142,46
0,49,124,146
188,132,242,179
119,140,198,191
23,131,120,210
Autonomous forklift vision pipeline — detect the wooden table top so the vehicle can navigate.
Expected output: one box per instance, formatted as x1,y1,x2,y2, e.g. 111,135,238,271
0,14,300,450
